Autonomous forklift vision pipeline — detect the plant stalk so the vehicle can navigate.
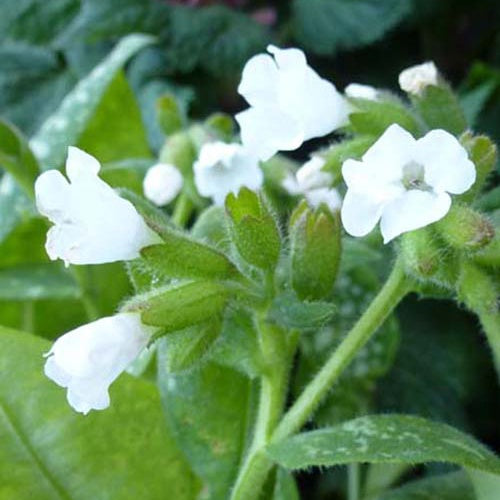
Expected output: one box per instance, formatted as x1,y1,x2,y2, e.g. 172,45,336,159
231,260,410,500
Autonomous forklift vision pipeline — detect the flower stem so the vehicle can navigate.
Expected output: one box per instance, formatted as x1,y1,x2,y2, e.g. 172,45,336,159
348,463,360,500
231,260,410,500
172,192,193,227
273,260,409,441
230,317,290,500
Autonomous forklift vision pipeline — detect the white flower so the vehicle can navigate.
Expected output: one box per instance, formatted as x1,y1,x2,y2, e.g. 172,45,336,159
345,83,379,101
193,141,263,205
44,313,155,414
341,124,476,243
143,163,183,206
35,147,158,266
283,156,342,212
236,45,349,161
399,61,439,95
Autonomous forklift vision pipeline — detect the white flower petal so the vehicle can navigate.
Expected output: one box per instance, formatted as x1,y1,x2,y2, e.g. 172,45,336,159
296,157,331,191
362,124,416,183
345,83,379,101
267,45,307,70
143,163,183,206
66,146,100,181
45,313,154,414
34,170,70,222
238,53,279,108
236,107,303,161
415,129,476,194
35,148,158,265
380,190,451,243
341,190,385,237
193,142,263,205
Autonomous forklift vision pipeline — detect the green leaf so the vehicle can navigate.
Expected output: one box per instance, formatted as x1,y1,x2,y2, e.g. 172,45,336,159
141,232,239,281
0,175,33,244
30,33,154,169
412,85,467,135
77,71,151,162
349,97,421,137
128,280,228,331
0,326,199,499
0,264,80,301
0,119,38,196
158,352,253,500
267,415,500,473
377,471,475,500
268,291,335,330
209,307,262,378
469,470,500,500
292,0,412,54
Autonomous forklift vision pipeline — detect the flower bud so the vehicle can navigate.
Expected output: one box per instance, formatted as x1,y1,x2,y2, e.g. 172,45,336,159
436,204,494,251
290,202,341,300
156,94,184,135
399,62,439,95
126,280,228,332
460,132,497,201
143,163,183,206
226,188,281,271
400,229,441,279
400,62,467,134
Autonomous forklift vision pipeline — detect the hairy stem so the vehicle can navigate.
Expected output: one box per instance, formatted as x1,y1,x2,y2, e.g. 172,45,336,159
231,260,410,500
172,192,193,227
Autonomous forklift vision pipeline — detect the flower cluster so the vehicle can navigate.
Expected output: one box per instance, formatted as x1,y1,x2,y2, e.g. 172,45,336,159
35,46,479,414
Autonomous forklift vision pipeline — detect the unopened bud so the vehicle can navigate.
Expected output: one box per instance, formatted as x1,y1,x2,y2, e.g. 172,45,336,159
290,203,341,300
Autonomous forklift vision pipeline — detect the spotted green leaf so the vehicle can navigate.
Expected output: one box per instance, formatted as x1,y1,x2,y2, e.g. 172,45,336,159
267,415,500,474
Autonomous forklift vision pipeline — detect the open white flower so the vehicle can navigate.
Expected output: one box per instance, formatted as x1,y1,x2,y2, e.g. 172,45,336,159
399,61,439,95
35,147,158,266
236,45,349,161
193,141,263,205
283,157,341,212
44,313,155,414
143,163,183,206
345,83,379,101
341,124,476,243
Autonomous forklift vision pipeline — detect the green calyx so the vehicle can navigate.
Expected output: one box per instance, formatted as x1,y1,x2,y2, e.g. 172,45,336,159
290,202,341,300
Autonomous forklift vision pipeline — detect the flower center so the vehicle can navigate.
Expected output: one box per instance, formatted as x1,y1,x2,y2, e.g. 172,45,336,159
402,161,431,191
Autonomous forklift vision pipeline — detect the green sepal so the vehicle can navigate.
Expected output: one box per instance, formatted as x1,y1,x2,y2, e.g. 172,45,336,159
436,204,494,252
400,228,443,279
348,95,421,137
156,93,185,136
290,203,341,300
412,84,467,135
460,132,497,202
0,119,39,198
125,280,228,332
226,188,281,271
141,231,240,281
